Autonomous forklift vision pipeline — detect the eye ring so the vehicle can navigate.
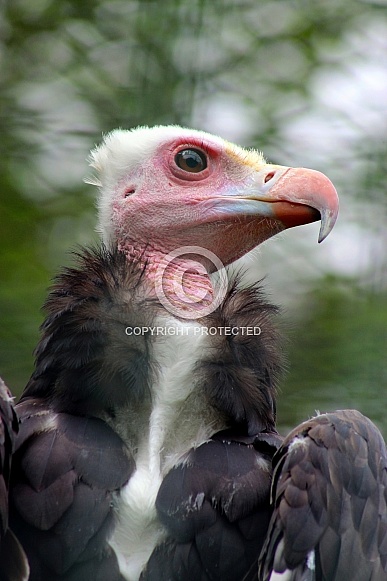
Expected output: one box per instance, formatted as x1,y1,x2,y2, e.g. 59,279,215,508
174,148,208,173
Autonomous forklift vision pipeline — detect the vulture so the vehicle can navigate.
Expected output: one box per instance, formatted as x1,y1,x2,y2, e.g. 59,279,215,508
1,125,386,581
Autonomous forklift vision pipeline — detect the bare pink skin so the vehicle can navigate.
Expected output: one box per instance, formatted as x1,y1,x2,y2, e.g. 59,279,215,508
98,131,339,316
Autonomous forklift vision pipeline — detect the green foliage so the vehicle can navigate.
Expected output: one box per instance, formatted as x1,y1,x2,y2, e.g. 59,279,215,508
278,276,387,434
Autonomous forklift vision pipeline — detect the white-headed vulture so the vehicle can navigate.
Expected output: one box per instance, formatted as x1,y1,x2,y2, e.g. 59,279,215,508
2,126,386,580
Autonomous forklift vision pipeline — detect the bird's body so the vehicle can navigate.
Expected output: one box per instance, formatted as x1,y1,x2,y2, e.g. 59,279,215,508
10,246,282,581
2,125,386,580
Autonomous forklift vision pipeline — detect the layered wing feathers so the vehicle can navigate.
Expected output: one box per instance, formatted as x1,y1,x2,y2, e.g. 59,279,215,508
142,432,283,581
10,400,134,581
259,410,387,581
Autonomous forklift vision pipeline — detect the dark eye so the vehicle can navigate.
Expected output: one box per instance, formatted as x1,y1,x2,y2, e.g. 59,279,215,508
174,148,207,173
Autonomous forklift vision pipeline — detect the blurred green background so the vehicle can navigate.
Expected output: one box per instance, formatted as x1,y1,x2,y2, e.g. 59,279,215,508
0,0,386,435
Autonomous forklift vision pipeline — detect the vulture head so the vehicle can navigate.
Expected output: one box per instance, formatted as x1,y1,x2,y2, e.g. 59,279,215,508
88,126,339,316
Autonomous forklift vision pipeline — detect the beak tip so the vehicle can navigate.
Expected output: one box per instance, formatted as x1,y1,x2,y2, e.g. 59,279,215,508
317,206,339,243
264,167,339,243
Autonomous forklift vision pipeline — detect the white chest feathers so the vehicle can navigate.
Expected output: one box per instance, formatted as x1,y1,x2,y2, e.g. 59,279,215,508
109,318,227,581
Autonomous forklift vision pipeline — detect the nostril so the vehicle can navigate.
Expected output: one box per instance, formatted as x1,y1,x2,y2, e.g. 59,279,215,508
124,188,136,197
264,171,275,184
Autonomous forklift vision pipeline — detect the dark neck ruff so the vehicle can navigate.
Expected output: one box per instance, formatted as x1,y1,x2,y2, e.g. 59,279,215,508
22,245,284,436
